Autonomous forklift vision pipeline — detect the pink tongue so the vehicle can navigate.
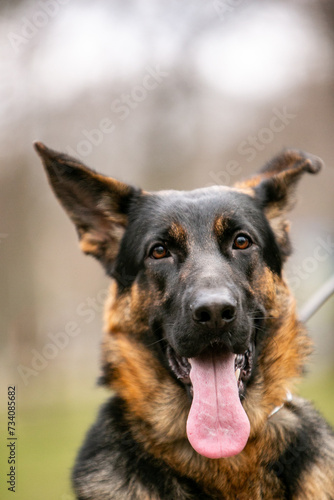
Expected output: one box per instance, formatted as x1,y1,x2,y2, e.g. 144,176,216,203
186,349,250,459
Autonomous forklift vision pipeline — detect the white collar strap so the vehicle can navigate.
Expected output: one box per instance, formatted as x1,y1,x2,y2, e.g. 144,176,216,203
268,391,293,418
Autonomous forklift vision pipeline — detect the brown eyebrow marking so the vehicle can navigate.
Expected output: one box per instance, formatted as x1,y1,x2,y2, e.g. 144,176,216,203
168,222,188,250
213,215,228,238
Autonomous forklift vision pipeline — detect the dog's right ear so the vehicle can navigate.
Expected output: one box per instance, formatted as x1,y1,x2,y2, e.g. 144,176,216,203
34,142,141,273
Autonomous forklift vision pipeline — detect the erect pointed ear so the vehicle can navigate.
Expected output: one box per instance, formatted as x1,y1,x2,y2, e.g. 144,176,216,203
235,150,323,257
34,142,141,273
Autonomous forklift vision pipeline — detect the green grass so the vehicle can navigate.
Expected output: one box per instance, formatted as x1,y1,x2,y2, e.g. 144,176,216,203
0,391,106,500
298,369,334,427
19,405,88,500
0,371,333,500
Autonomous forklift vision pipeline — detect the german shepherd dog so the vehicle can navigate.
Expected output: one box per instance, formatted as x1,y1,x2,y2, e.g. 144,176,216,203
35,142,334,499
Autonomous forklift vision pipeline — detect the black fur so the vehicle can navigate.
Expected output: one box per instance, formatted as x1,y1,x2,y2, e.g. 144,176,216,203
34,143,334,500
73,397,215,500
269,399,334,499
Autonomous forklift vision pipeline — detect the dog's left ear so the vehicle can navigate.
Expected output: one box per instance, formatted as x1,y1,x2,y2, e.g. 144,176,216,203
34,142,141,273
235,150,323,257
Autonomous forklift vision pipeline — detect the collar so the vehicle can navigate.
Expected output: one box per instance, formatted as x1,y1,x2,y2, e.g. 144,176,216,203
268,391,293,418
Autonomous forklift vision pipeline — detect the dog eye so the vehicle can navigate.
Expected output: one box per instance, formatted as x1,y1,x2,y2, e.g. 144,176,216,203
233,234,252,250
150,244,170,259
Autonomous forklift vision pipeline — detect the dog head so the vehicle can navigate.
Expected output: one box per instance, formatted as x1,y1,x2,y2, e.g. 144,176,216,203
35,143,322,460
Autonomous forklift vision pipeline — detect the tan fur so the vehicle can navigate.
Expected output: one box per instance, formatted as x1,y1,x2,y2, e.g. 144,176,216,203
168,221,188,251
213,215,228,237
296,462,334,499
35,143,330,498
101,266,313,498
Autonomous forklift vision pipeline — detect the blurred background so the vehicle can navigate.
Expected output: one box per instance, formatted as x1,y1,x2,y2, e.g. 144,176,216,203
1,0,334,498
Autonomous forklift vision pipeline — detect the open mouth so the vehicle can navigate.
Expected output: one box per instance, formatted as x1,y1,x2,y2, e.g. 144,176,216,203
167,343,254,397
166,342,254,459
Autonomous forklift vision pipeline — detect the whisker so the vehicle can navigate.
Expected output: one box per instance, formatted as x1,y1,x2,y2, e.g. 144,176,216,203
145,337,168,348
250,315,276,321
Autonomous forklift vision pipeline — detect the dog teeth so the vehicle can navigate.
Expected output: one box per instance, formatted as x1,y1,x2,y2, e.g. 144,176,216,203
235,368,241,382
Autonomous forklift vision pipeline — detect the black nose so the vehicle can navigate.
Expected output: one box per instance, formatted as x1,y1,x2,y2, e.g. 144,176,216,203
191,291,237,329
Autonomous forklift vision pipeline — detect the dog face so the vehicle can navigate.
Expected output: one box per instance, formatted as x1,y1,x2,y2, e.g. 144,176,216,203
118,187,275,357
35,143,321,461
